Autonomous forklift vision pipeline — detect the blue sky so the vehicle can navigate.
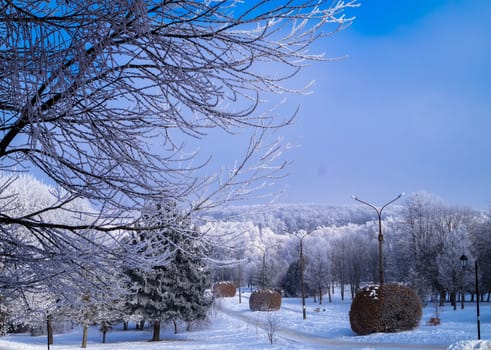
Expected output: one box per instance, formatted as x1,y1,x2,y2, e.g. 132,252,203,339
274,0,491,209
24,1,490,211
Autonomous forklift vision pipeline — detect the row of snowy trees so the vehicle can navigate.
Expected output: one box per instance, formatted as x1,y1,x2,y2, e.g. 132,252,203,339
205,193,491,305
0,174,213,346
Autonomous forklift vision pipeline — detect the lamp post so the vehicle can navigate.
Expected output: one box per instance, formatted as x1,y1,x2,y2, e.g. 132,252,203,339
352,193,404,284
292,230,310,320
47,312,51,350
460,254,480,340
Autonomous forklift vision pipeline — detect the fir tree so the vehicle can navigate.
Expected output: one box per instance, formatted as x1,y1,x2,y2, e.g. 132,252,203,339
158,238,212,334
125,200,212,341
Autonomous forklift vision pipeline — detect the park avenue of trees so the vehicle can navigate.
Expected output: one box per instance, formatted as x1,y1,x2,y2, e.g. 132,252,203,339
2,174,491,345
204,194,491,307
1,1,490,347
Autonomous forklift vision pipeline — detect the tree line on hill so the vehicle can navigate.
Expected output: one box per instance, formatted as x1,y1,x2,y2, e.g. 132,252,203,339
205,194,491,308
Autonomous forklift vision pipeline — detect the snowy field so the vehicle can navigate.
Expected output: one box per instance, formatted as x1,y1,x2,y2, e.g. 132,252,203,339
1,289,490,350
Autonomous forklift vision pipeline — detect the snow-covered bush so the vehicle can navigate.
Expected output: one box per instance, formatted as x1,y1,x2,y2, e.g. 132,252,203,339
249,290,281,311
349,284,422,335
212,282,236,298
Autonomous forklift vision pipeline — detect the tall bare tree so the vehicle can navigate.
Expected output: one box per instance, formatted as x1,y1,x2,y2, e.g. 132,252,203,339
0,0,357,291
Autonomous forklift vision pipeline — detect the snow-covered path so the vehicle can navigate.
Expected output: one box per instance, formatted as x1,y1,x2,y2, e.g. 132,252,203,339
218,295,449,349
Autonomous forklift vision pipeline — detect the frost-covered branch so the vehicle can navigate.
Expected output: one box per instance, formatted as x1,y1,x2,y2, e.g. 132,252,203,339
0,0,357,293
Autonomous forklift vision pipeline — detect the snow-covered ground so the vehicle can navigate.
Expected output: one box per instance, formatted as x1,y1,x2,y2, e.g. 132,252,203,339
1,289,489,350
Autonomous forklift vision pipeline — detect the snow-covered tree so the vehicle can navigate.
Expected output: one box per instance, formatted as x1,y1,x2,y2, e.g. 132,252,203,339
303,235,331,303
436,226,470,309
202,220,288,288
155,240,212,335
0,174,98,294
0,173,130,343
395,192,475,301
0,0,358,291
317,223,378,299
126,201,212,341
281,259,305,297
468,210,491,297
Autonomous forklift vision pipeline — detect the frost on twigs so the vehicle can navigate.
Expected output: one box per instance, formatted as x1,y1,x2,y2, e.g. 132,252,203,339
0,0,358,216
0,0,358,296
349,284,422,335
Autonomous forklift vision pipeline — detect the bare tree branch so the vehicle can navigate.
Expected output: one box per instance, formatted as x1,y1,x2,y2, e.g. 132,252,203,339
0,0,357,292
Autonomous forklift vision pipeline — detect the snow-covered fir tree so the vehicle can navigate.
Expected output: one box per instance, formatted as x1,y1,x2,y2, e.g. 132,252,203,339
126,200,212,341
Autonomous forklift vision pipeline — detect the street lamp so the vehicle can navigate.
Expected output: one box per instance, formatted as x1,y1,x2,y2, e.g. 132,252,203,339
460,254,481,340
292,230,310,320
351,193,404,284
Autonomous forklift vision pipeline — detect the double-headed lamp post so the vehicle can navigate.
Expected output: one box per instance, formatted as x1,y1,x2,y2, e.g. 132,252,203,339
351,193,404,284
460,254,480,340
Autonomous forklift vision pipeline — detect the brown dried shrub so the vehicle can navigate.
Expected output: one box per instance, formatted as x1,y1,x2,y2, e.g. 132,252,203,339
212,281,236,297
349,284,422,335
249,290,282,311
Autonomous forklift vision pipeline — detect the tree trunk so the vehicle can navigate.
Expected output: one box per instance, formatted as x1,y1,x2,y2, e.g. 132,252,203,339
47,314,53,345
439,289,446,307
123,321,128,330
152,321,160,342
101,321,108,344
319,286,323,305
450,292,456,310
173,319,178,334
81,322,88,348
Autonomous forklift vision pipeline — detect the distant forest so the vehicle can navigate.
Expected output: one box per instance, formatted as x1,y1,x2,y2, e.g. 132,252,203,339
201,197,490,307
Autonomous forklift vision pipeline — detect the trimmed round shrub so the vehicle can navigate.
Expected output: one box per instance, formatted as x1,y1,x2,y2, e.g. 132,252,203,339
212,281,236,297
349,284,422,335
249,290,281,311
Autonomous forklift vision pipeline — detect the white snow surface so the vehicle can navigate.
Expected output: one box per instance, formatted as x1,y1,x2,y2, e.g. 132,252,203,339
1,289,489,350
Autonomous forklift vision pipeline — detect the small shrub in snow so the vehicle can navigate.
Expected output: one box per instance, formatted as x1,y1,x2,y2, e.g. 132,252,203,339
249,290,281,311
264,312,280,344
212,281,236,298
349,284,422,335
